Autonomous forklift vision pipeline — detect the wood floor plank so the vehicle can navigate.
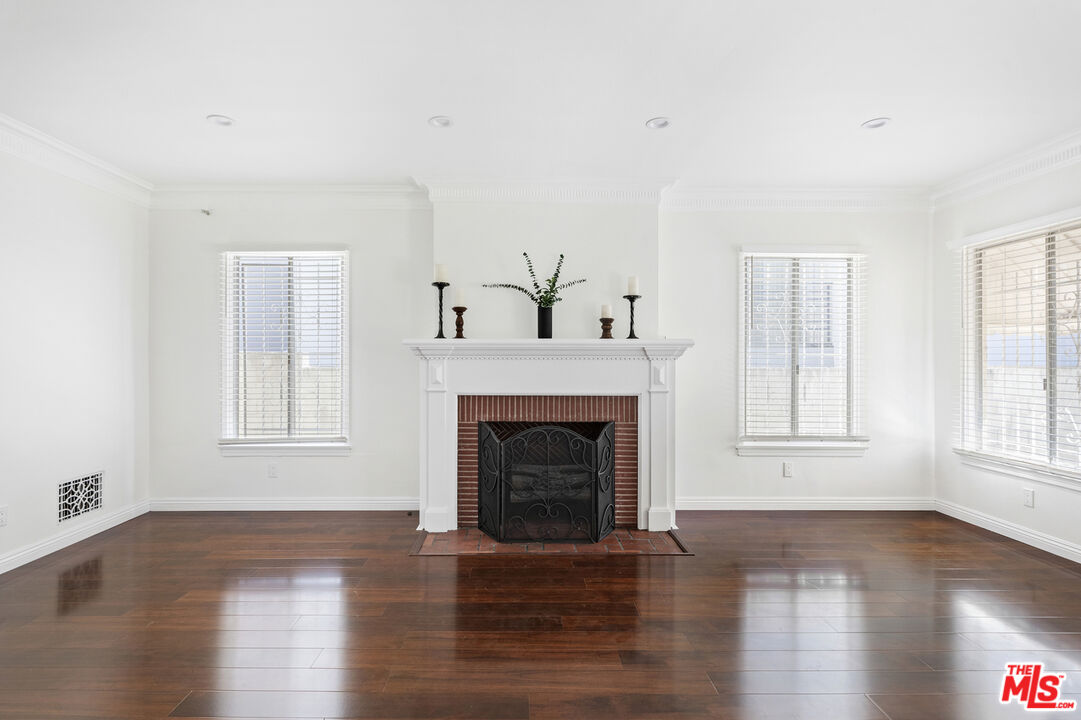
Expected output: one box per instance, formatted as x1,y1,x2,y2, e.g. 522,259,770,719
1,510,1081,719
170,690,530,718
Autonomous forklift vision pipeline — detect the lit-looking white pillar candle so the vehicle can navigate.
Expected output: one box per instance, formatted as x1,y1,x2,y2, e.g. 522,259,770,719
455,289,466,306
627,276,639,295
434,264,449,282
601,304,613,318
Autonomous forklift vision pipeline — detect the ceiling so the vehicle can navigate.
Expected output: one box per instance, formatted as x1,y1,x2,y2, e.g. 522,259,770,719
1,0,1080,188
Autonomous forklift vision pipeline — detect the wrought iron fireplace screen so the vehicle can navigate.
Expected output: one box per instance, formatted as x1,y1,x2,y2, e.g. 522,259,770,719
478,421,615,543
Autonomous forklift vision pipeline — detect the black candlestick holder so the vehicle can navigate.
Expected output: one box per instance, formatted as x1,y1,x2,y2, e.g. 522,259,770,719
623,294,641,339
432,281,450,338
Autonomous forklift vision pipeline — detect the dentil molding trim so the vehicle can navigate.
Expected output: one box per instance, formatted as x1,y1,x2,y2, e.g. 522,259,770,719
932,128,1081,209
661,187,929,213
415,177,670,205
152,184,431,211
0,113,154,207
404,338,694,360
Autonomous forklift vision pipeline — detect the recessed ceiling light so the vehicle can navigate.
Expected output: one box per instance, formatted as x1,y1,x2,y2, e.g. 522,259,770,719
860,117,891,130
645,117,670,130
428,116,453,128
205,114,235,127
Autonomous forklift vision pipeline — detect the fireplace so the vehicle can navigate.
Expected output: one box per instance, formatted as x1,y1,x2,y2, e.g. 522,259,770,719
458,395,637,529
478,422,615,543
403,339,694,533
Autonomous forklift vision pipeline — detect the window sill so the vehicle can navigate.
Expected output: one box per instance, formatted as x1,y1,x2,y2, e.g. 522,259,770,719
953,448,1081,492
736,438,869,457
219,442,352,457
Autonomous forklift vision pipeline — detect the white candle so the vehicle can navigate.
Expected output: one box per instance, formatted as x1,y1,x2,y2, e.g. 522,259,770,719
434,263,449,283
627,275,639,295
454,289,466,307
601,304,612,318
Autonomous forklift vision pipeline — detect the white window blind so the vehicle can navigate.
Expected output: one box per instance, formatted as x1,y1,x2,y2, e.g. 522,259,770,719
739,253,866,441
221,251,349,444
959,223,1081,473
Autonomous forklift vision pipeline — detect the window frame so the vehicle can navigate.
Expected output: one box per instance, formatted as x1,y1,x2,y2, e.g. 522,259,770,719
219,250,350,455
956,224,1081,485
736,251,868,457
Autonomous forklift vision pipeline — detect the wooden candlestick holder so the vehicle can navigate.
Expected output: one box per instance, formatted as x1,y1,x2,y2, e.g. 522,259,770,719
599,317,614,339
452,306,467,339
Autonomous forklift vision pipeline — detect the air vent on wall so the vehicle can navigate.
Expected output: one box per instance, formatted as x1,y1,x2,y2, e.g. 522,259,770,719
58,472,102,522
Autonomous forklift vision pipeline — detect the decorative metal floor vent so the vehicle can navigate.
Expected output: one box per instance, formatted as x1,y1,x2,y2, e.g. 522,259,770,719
478,422,615,543
58,472,103,522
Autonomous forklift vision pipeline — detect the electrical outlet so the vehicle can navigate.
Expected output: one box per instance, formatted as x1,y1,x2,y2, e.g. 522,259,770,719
0,505,8,527
782,462,793,478
1023,488,1035,508
266,463,279,479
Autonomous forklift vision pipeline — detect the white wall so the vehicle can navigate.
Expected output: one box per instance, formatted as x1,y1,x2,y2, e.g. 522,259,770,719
147,193,935,510
0,152,149,562
661,208,934,505
432,201,658,339
148,192,431,506
6,108,1081,570
933,162,1081,552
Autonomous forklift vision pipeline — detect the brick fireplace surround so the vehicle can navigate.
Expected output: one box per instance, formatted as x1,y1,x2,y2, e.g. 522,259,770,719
456,395,638,528
404,339,694,533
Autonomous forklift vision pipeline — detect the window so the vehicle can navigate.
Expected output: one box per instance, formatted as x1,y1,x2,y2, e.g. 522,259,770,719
738,253,867,455
220,251,348,448
959,223,1081,477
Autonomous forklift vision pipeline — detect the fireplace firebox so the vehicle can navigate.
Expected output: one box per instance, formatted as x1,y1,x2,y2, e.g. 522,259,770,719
478,421,615,543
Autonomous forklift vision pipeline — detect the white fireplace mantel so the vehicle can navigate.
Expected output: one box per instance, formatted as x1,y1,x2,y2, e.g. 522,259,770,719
403,338,694,533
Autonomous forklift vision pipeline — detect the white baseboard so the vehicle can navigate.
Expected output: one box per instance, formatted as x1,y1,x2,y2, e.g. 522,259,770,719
935,499,1081,565
0,499,151,575
676,496,936,511
674,496,1081,564
5,495,1076,577
149,496,420,512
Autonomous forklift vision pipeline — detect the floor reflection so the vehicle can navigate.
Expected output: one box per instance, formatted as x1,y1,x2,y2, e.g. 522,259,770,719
212,565,351,699
56,555,102,614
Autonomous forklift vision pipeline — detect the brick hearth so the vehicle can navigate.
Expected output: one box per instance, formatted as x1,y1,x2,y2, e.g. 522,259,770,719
457,395,638,528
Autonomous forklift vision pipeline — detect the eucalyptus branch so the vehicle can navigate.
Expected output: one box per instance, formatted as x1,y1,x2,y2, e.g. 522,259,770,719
481,282,538,303
552,254,565,287
484,253,587,308
522,252,541,292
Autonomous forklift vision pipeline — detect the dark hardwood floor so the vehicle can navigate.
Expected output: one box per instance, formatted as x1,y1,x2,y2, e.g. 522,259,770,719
1,510,1081,719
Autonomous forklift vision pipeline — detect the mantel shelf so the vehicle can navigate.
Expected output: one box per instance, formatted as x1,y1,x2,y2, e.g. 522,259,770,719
403,338,694,360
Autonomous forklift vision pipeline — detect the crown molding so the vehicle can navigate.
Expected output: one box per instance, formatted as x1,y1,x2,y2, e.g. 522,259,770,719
415,177,670,205
0,113,153,207
151,184,431,210
661,186,929,213
932,128,1081,209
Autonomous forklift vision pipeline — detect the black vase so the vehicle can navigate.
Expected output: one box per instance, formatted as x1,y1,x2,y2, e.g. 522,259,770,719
537,306,553,339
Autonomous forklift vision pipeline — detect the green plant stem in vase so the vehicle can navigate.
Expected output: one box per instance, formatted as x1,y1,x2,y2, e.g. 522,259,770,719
483,252,587,338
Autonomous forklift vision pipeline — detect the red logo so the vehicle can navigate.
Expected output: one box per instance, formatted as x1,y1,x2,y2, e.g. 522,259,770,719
1001,664,1075,711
